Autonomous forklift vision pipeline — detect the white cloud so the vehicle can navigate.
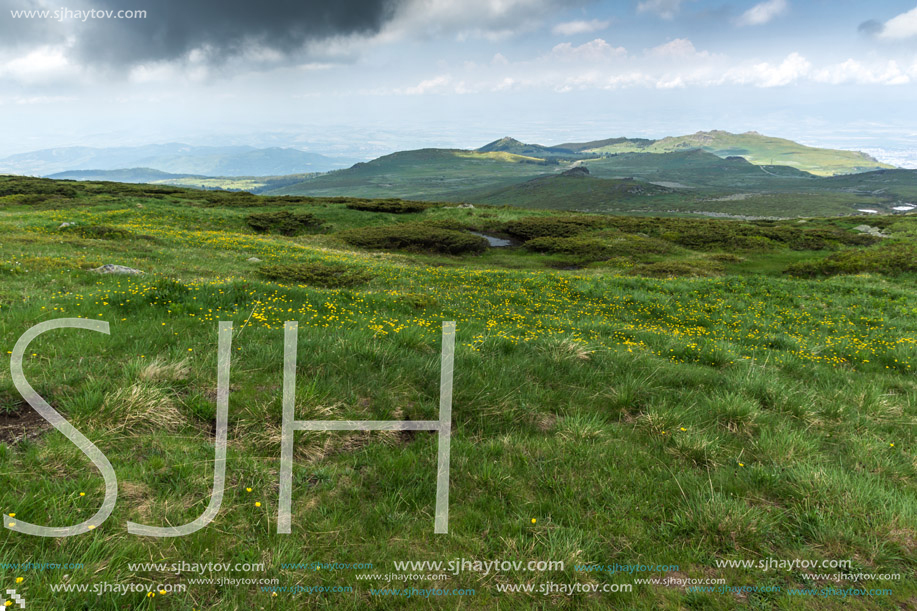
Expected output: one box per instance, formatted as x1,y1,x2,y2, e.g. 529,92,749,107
647,38,708,58
11,95,77,105
636,0,683,20
877,5,917,40
552,19,611,36
404,74,452,95
814,59,910,85
550,38,627,61
656,76,686,88
0,46,74,85
493,76,519,91
394,43,912,97
723,52,811,87
736,0,788,27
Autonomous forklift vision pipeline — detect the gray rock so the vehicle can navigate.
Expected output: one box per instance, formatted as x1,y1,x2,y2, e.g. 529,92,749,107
854,225,890,238
457,203,475,209
89,264,144,275
247,257,262,263
59,222,75,229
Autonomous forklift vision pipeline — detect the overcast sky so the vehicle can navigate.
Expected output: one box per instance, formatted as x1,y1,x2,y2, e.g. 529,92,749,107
1,0,917,159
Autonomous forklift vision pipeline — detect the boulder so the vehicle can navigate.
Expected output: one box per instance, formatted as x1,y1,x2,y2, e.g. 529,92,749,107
89,264,144,275
853,225,890,238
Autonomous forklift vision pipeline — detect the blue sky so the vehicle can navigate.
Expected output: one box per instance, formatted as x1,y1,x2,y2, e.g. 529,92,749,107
1,0,916,161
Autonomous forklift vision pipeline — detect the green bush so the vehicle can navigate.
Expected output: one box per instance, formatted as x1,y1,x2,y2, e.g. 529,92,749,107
0,176,78,198
346,199,434,214
258,262,372,288
629,260,724,278
339,224,487,255
62,224,136,240
784,243,917,277
597,217,877,253
757,226,877,250
502,215,608,241
525,234,673,261
245,211,324,236
659,227,776,252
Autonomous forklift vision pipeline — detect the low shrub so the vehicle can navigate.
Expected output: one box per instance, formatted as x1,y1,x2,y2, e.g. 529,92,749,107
246,211,325,236
62,224,136,240
629,260,724,278
525,234,673,261
258,262,372,288
659,227,775,252
346,199,434,214
757,226,877,250
784,243,917,277
339,224,487,255
502,215,608,241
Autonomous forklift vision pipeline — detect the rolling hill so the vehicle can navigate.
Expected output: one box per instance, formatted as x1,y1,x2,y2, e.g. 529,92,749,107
476,136,595,159
576,130,893,176
21,131,909,218
465,172,678,212
267,131,898,204
265,148,557,200
47,168,203,183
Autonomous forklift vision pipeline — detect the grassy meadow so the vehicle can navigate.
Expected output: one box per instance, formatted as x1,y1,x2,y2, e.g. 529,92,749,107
0,176,915,609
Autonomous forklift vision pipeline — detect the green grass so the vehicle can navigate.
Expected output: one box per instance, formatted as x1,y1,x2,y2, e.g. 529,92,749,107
0,175,915,609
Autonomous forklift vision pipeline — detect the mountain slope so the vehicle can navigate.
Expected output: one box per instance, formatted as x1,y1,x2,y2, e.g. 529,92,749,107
578,130,892,176
265,148,556,200
476,137,588,159
583,149,819,188
467,173,676,212
553,137,655,152
47,168,202,183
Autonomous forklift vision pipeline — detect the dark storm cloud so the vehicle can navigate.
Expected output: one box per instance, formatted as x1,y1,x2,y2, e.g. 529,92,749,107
4,0,403,67
858,19,884,38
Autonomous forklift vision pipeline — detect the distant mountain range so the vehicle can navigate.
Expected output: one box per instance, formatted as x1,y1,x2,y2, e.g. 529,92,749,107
258,131,914,217
0,143,357,177
263,131,899,199
6,130,914,218
473,131,893,175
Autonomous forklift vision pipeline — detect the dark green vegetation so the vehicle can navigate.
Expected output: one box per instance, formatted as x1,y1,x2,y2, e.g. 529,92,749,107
340,222,488,254
245,210,325,236
258,262,373,288
785,241,917,277
1,174,915,609
345,199,438,213
262,134,915,218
